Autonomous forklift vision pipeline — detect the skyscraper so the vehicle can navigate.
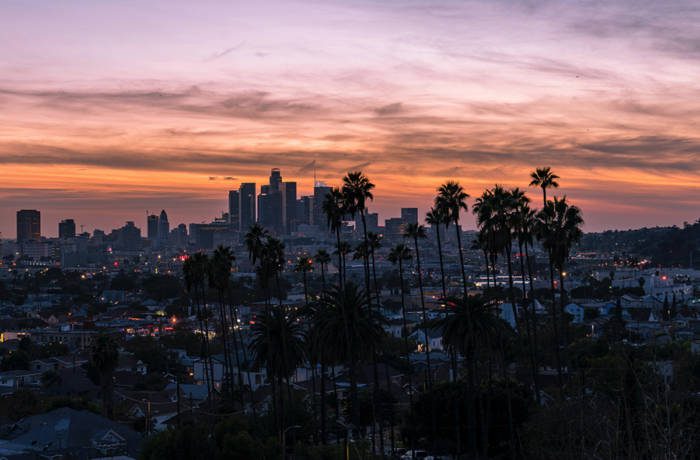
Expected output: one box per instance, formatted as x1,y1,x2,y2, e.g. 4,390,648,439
280,181,297,234
58,219,76,239
258,184,283,234
269,168,282,191
313,183,332,230
228,190,240,230
401,208,419,225
17,210,40,241
158,210,170,247
147,214,159,240
239,183,256,232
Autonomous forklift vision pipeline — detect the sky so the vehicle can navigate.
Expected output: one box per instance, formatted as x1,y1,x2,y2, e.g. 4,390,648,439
1,0,699,237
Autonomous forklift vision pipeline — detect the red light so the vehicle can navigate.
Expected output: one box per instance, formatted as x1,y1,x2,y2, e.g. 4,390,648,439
113,261,119,267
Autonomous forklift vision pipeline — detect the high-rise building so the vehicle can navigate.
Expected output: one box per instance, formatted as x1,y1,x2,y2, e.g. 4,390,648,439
365,212,379,233
269,168,282,191
239,183,256,232
58,219,76,239
17,210,40,242
228,190,240,230
296,196,313,227
147,214,159,240
401,208,419,225
158,210,170,247
280,181,297,234
385,217,405,240
258,185,283,234
313,184,332,230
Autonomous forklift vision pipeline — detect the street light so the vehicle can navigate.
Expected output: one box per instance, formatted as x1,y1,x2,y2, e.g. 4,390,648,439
281,425,302,460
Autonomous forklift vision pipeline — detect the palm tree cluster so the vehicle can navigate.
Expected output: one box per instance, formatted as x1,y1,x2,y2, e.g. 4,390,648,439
176,167,587,457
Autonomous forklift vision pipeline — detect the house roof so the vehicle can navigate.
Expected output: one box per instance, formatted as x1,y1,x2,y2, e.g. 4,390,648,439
2,407,141,457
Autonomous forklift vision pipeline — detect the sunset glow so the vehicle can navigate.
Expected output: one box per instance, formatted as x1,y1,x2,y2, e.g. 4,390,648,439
1,0,699,236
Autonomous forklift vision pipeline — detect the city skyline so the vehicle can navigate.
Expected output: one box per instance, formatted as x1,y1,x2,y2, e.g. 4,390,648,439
2,1,700,237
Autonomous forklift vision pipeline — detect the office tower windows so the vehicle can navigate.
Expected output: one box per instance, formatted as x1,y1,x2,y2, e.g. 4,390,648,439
313,184,332,230
269,168,282,191
17,210,40,241
401,207,419,225
228,190,240,230
147,214,159,240
158,210,170,246
239,183,256,232
280,181,297,234
58,219,76,239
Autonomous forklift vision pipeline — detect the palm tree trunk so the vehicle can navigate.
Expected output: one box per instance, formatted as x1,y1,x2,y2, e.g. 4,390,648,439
548,254,564,397
455,222,468,298
518,240,541,405
360,211,380,454
504,241,519,327
320,361,327,444
436,223,447,298
335,229,344,290
398,259,416,457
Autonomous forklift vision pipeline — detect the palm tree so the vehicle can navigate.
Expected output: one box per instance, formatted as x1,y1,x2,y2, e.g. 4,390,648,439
425,207,448,298
535,196,583,394
260,237,286,306
438,295,515,456
322,187,347,289
403,223,433,389
244,223,269,266
91,334,119,419
436,181,470,298
208,245,237,399
367,231,383,309
314,249,331,292
294,256,313,304
183,252,215,403
250,307,306,439
387,244,413,397
529,166,559,207
334,241,352,283
315,283,385,432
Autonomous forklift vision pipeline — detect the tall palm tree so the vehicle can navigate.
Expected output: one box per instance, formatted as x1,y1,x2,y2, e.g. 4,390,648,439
91,334,119,419
294,256,313,304
403,223,433,389
342,171,379,451
183,252,215,403
244,223,269,266
322,187,347,289
529,166,560,207
535,196,583,394
314,249,331,292
436,181,470,298
334,241,352,283
366,231,383,310
208,245,237,399
315,283,386,433
250,306,306,440
387,244,413,400
260,237,286,306
425,207,448,298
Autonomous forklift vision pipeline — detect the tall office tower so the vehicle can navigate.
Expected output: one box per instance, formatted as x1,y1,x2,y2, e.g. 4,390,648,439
258,185,283,233
401,208,419,225
228,190,240,230
147,214,159,240
296,196,313,227
58,219,76,239
312,183,332,229
17,210,40,242
239,183,256,232
158,210,170,246
280,181,297,234
365,212,379,233
269,168,282,191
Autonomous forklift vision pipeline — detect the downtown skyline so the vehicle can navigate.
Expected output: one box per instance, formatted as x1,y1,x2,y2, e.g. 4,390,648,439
2,0,700,237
